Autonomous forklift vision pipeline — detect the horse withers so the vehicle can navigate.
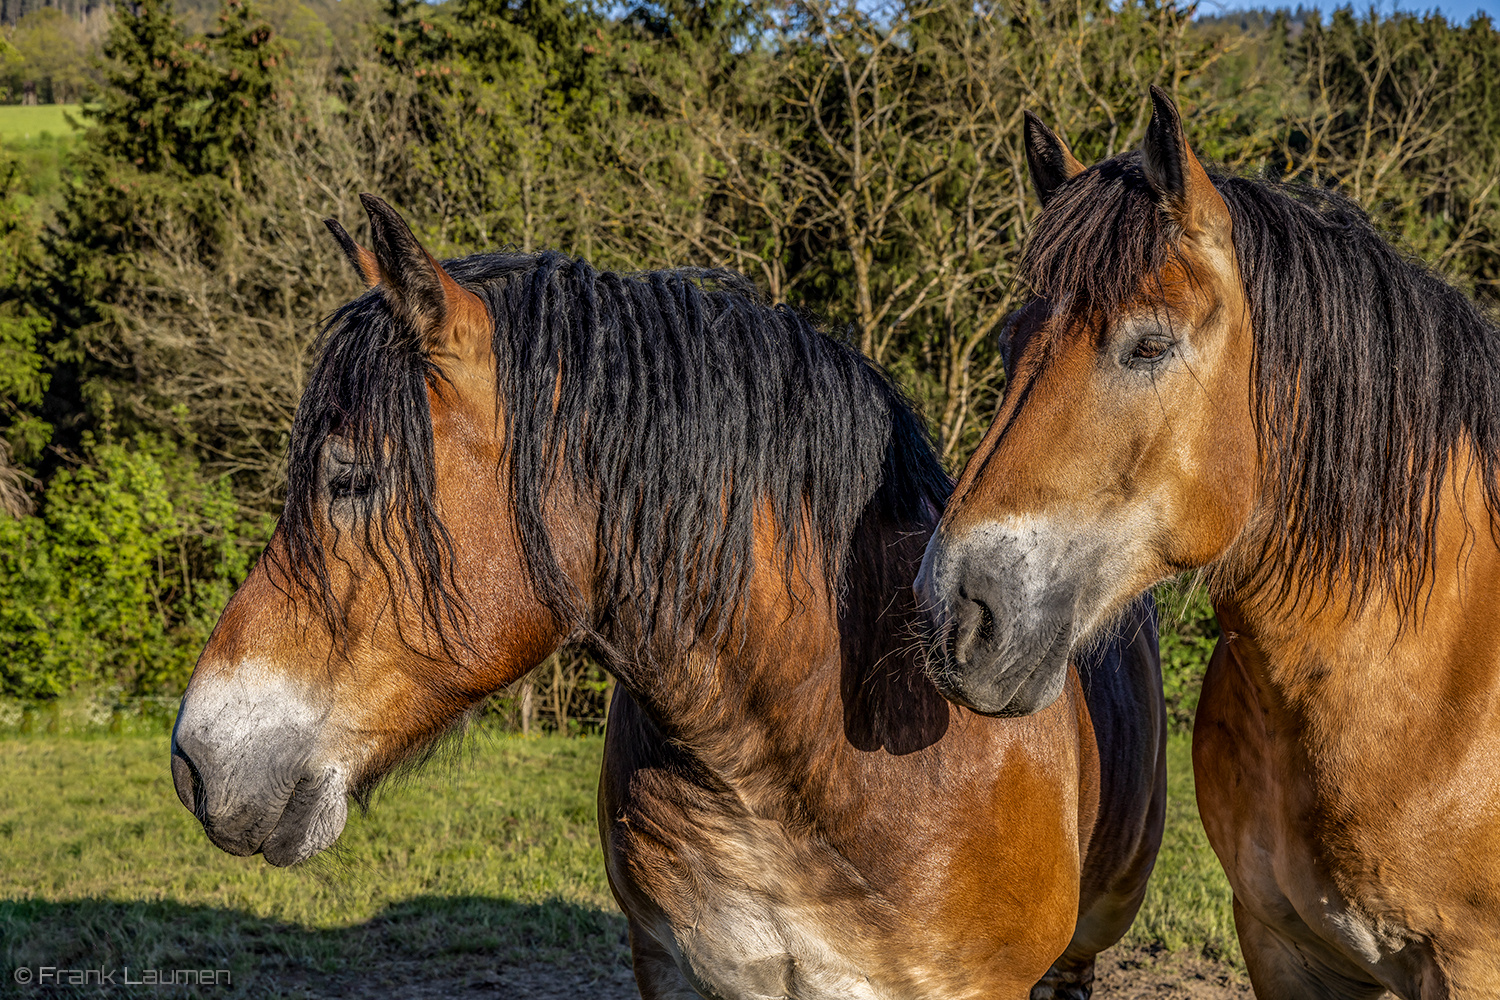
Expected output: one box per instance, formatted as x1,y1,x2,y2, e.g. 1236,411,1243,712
170,196,1165,999
920,86,1500,998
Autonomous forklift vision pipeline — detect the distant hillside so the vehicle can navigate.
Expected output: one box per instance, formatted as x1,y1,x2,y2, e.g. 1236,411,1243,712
1195,4,1320,32
0,0,108,26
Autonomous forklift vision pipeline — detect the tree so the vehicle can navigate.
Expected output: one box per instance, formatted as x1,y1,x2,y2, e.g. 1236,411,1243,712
0,157,49,517
1285,9,1500,306
3,7,97,103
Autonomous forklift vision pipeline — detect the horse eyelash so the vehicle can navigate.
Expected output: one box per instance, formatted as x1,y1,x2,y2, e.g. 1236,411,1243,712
1125,335,1175,369
328,470,379,502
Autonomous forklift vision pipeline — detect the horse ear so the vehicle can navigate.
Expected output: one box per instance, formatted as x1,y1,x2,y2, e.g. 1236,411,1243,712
324,218,381,288
1140,86,1230,240
357,193,490,360
1023,111,1086,207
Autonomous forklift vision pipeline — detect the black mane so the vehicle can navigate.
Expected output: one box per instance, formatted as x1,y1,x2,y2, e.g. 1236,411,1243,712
1020,153,1500,615
280,251,951,660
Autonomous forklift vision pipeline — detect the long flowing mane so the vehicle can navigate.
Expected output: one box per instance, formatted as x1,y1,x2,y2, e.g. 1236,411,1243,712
1019,153,1500,616
280,251,951,658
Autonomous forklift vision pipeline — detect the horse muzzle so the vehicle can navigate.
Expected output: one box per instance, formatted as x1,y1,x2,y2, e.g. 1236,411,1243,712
915,519,1088,716
170,668,350,867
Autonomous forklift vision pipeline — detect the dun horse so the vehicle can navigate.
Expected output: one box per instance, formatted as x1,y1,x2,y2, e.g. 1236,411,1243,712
920,86,1500,998
170,196,1165,998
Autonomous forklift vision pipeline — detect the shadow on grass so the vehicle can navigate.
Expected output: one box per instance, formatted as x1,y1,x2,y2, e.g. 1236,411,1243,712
1,895,630,998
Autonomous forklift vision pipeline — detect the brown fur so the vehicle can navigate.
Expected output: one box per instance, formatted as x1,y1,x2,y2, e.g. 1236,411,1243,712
951,91,1500,998
600,510,1164,999
184,198,1165,998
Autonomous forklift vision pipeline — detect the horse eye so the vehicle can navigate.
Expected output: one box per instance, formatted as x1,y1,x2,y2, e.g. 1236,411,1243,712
1127,337,1174,366
328,468,379,502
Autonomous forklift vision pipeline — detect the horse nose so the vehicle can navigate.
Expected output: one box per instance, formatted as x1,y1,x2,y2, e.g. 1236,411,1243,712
171,731,202,815
949,588,999,667
923,539,1079,716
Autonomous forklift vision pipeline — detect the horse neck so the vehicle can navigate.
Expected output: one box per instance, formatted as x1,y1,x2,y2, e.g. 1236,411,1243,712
626,504,946,800
1215,462,1500,752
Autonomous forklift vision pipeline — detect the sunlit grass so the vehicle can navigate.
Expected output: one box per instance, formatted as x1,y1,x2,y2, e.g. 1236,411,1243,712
0,104,82,143
0,726,1239,995
0,731,626,995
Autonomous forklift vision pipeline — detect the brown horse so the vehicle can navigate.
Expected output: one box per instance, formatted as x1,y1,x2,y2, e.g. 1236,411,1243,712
919,86,1500,998
170,195,1165,999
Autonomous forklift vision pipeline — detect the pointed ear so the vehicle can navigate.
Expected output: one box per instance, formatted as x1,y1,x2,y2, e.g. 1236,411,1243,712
1023,111,1086,207
1140,86,1230,241
324,218,381,288
357,193,491,361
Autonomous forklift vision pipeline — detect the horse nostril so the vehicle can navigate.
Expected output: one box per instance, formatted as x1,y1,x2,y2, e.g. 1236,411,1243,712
949,596,997,666
975,599,995,646
171,745,200,815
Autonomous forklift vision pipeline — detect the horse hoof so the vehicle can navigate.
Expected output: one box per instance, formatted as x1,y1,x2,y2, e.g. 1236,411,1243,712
1030,958,1094,1000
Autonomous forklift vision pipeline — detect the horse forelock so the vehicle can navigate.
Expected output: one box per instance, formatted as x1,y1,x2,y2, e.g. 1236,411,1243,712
1018,151,1500,619
276,289,468,657
278,250,951,663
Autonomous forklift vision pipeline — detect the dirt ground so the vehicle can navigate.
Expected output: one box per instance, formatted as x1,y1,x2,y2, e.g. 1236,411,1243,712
1093,947,1252,999
293,946,1251,999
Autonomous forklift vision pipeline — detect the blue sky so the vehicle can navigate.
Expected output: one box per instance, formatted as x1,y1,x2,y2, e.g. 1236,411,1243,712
1200,0,1494,20
1413,0,1494,19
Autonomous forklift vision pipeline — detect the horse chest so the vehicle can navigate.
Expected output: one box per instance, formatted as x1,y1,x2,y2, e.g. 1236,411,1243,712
612,816,949,1000
604,798,1032,1000
645,895,881,1000
1196,633,1500,995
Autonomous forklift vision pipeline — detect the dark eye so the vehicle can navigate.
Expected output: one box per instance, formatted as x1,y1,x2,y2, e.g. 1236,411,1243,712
328,468,379,502
1126,336,1175,368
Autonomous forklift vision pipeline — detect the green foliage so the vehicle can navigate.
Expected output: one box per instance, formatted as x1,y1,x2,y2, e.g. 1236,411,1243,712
70,0,285,207
0,308,47,462
5,0,1500,721
1155,581,1220,734
1286,9,1500,304
0,434,268,699
0,157,49,469
0,7,98,104
42,0,295,466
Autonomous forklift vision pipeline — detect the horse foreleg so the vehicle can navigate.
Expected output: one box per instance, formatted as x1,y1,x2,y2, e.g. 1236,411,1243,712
628,921,707,1000
1234,897,1387,1000
1029,950,1095,1000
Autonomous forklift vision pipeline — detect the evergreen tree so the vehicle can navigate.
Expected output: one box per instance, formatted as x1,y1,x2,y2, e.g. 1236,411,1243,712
0,159,50,516
41,0,290,461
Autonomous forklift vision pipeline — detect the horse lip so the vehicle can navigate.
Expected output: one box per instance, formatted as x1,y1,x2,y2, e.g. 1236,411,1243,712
257,767,350,867
189,764,348,864
927,616,1072,716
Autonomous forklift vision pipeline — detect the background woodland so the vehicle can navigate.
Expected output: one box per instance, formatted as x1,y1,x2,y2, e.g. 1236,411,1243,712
0,0,1496,731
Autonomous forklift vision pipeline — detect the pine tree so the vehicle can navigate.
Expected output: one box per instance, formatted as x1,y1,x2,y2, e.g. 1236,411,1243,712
41,0,290,459
207,0,285,191
89,0,215,175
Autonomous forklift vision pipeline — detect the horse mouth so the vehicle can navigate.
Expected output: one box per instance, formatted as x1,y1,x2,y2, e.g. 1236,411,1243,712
258,768,350,866
925,616,1073,717
173,750,349,867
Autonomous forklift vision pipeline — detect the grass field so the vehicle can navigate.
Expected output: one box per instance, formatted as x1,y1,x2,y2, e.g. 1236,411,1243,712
0,105,82,216
0,729,1239,997
0,105,82,143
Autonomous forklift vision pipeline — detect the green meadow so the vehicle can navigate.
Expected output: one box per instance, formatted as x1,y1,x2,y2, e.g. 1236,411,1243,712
0,105,82,143
0,105,82,215
0,729,1237,997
